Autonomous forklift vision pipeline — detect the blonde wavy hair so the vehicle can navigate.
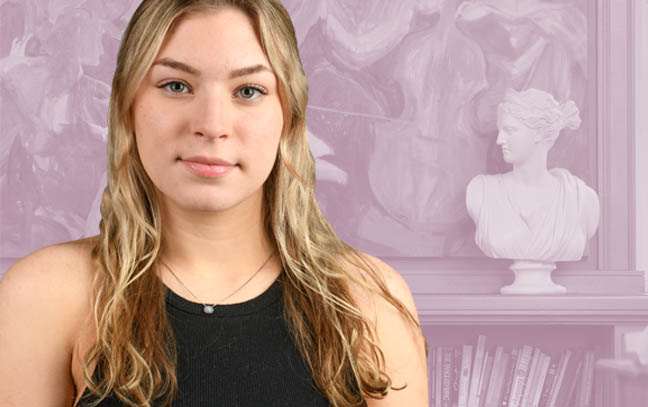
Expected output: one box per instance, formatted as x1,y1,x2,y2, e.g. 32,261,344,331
81,1,428,406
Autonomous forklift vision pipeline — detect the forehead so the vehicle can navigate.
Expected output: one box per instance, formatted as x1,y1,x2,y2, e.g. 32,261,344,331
153,7,270,76
497,110,524,128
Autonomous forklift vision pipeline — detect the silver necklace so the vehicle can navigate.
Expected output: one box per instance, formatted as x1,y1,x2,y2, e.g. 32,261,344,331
160,251,275,314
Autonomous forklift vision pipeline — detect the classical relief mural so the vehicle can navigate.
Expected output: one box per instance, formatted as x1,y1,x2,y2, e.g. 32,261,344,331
0,0,592,263
286,0,592,257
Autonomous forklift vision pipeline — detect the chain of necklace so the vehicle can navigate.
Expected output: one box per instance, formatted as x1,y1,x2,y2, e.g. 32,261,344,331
160,251,275,314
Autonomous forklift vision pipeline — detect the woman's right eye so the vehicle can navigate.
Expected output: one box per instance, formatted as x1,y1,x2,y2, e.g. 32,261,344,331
158,81,191,95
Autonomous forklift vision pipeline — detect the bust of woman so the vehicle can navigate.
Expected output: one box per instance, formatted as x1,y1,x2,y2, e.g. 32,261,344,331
465,88,600,293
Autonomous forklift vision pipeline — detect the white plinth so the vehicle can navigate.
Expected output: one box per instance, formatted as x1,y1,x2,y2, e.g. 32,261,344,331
500,260,567,295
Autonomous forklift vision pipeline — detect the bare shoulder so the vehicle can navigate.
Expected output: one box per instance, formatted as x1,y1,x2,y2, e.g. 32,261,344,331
1,235,98,298
349,252,428,406
350,252,421,325
0,236,98,405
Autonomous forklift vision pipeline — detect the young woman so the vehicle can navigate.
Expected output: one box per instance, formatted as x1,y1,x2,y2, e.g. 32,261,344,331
0,1,428,406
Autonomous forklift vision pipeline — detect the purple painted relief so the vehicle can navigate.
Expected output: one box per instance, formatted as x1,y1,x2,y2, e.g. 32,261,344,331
290,0,592,258
0,0,596,263
0,0,136,262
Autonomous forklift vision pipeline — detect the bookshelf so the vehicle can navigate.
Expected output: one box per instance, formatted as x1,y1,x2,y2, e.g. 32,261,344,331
417,295,648,407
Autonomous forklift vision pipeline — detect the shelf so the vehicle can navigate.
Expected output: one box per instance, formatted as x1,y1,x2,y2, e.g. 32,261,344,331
416,294,648,324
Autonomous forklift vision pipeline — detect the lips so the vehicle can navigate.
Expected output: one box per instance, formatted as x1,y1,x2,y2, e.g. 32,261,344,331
181,155,235,166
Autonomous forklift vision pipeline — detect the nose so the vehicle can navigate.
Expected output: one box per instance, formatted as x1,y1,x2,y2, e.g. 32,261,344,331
191,89,232,140
496,131,505,145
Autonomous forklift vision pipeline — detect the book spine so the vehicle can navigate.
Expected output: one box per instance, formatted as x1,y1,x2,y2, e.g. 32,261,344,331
436,347,444,407
452,347,462,407
468,335,488,407
580,351,595,407
442,347,453,407
478,352,494,407
538,359,558,407
508,345,533,407
555,350,584,407
458,345,473,407
502,348,521,407
430,345,437,407
494,352,512,407
531,354,551,407
520,347,542,407
485,346,504,407
563,358,584,407
548,349,572,407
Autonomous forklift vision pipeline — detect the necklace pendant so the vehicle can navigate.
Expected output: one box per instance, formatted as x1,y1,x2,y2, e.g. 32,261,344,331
203,305,215,314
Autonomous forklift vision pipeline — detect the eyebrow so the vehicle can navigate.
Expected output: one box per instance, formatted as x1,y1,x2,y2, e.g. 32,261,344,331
151,57,272,79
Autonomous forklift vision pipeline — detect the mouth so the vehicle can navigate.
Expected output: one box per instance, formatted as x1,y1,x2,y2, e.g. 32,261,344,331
180,155,236,166
180,159,237,178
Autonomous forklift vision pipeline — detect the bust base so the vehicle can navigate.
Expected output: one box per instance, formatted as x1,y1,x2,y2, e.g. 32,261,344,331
500,260,567,295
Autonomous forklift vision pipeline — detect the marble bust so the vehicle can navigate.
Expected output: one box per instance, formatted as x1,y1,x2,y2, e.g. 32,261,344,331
466,88,600,294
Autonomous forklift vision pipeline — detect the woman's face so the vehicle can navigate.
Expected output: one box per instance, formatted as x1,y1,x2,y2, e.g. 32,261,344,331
496,111,539,165
132,7,284,215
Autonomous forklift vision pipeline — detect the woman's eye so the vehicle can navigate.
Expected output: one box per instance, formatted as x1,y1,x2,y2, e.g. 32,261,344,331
158,81,190,94
236,85,267,100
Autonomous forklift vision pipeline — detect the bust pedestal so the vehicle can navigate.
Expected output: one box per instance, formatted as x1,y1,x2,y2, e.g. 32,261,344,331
500,260,567,295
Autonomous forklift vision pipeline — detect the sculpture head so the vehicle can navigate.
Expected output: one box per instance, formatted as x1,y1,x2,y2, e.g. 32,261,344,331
496,88,581,165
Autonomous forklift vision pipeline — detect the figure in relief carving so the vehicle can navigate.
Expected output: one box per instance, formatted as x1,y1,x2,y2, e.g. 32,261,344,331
465,88,600,294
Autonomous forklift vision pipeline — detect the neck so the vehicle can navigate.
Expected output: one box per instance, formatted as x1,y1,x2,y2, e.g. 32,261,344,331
511,148,551,186
158,189,279,283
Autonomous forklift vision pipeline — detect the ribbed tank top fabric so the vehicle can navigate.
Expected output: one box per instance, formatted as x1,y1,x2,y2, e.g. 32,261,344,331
76,272,335,407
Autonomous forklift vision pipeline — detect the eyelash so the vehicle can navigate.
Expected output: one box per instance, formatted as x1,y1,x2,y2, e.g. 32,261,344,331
157,81,268,100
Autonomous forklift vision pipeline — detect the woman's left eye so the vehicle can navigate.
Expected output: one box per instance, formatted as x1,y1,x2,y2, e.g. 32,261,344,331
158,81,190,94
236,85,267,100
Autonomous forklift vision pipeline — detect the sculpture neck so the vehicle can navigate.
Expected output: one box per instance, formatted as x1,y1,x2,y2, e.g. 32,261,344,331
511,147,550,186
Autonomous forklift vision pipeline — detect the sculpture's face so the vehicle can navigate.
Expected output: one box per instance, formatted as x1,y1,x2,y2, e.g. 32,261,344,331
496,112,538,165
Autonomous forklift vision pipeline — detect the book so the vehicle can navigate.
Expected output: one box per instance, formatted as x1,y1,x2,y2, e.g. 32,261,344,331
442,347,454,407
458,345,473,407
484,346,505,407
548,349,572,407
478,352,494,407
494,352,512,407
452,347,462,407
547,350,571,407
554,350,583,407
531,354,551,407
430,345,436,407
508,345,534,407
468,335,488,407
436,347,444,407
578,351,595,407
520,347,542,407
502,348,521,407
538,358,558,407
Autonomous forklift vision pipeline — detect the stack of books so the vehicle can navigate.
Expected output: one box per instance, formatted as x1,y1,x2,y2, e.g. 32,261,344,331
428,335,599,407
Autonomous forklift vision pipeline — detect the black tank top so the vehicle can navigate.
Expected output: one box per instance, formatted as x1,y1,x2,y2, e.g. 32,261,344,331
76,273,334,406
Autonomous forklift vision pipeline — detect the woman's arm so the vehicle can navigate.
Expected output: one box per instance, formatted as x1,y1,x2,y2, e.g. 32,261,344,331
0,243,91,406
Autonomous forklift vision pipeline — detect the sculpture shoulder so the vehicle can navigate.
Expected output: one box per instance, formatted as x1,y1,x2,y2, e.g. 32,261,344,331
579,182,600,237
466,174,492,221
